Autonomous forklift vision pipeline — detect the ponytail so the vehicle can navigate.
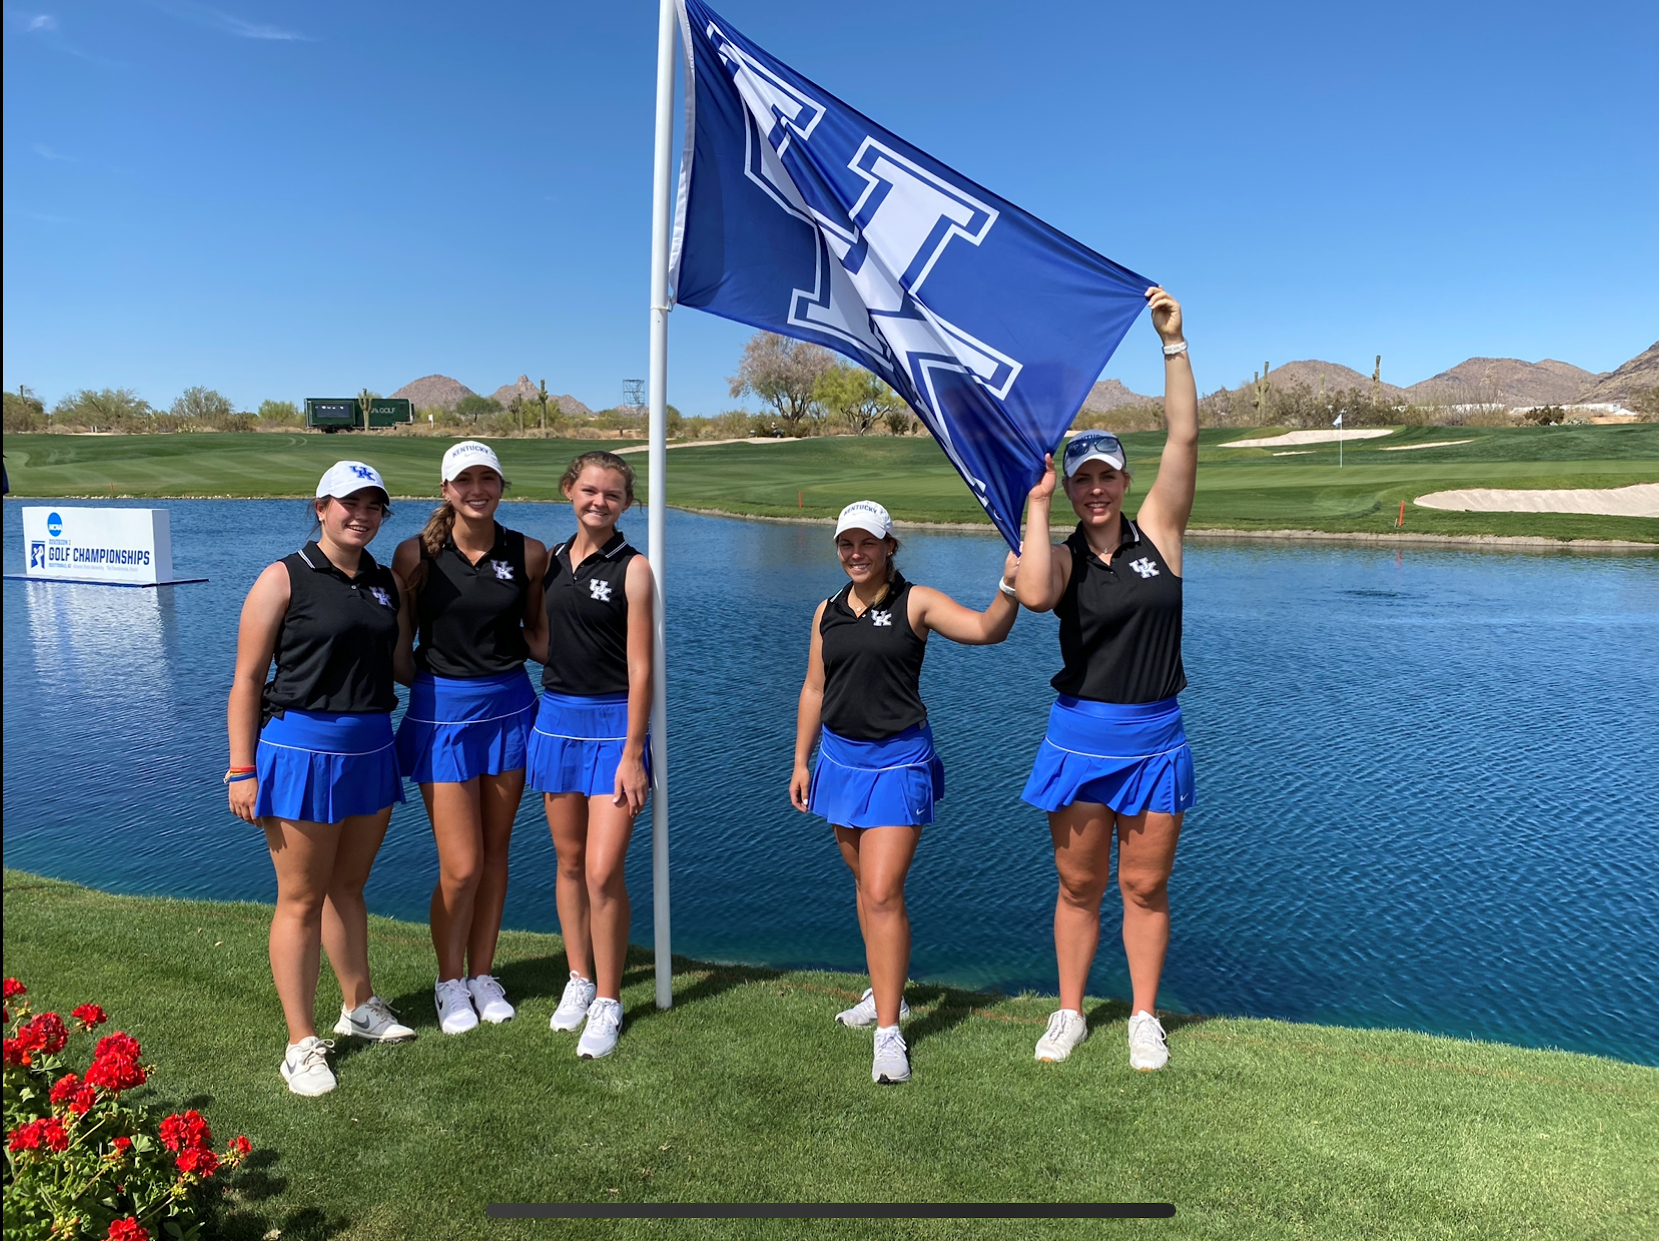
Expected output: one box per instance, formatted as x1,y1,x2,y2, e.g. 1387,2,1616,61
408,499,457,594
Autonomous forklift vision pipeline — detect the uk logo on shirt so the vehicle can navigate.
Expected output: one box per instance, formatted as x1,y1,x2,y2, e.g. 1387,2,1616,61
1129,558,1160,579
490,560,514,581
870,609,892,627
589,579,612,602
368,586,393,607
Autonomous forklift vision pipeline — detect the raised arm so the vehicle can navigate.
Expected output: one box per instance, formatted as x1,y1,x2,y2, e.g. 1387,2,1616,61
1015,454,1074,613
910,551,1020,645
615,554,655,815
1134,287,1198,573
227,562,290,824
789,601,828,812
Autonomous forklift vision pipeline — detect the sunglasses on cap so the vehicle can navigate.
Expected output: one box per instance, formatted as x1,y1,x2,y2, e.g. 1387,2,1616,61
1062,432,1126,476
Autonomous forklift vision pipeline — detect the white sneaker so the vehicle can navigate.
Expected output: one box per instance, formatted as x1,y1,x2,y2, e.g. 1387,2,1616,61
834,987,912,1028
1128,1011,1169,1071
872,1025,910,1084
1035,1009,1089,1062
467,975,515,1024
279,1036,336,1097
550,971,597,1032
434,979,479,1035
577,998,623,1059
332,995,416,1043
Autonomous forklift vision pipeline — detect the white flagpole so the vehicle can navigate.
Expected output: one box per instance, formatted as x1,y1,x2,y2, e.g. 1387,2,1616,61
646,0,677,1010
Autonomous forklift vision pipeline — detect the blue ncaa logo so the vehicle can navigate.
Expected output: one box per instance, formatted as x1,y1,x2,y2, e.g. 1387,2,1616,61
47,512,64,537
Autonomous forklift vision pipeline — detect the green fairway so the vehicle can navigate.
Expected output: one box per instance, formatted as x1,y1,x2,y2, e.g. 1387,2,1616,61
3,424,1656,542
4,871,1654,1240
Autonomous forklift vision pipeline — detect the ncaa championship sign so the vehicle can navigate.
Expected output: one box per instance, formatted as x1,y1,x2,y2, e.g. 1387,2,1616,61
20,507,185,587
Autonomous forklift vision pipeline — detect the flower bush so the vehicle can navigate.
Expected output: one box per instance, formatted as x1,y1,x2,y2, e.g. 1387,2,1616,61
3,978,251,1240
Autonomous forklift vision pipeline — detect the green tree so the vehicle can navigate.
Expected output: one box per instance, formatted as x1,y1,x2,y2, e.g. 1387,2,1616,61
257,399,302,424
883,406,914,436
454,394,503,423
170,386,237,420
814,362,903,435
51,388,154,429
729,331,834,434
3,386,45,432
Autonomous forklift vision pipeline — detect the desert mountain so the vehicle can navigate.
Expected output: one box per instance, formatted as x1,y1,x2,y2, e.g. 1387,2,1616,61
391,375,477,411
491,375,542,409
1247,360,1405,399
1080,379,1155,412
489,377,594,419
1573,342,1659,404
1404,358,1601,407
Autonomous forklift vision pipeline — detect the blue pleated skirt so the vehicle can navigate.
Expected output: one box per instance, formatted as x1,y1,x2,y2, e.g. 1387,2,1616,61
525,690,652,798
255,709,405,824
809,723,945,829
1021,695,1195,816
395,668,537,784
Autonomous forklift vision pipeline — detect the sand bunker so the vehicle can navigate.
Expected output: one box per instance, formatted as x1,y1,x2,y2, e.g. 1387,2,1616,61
1380,439,1475,451
1415,484,1659,517
1221,429,1394,448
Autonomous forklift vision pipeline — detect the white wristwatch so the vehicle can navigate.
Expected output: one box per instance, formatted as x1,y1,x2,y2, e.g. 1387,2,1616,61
1162,340,1189,358
997,577,1018,597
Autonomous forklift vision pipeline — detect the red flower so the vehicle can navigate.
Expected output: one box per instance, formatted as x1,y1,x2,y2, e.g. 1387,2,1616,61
225,1134,252,1164
93,1032,141,1062
84,1033,147,1094
8,1120,44,1152
2,978,24,1000
51,1073,96,1114
111,1135,134,1156
50,1072,82,1104
72,1003,109,1031
159,1109,211,1152
2,1037,25,1066
106,1219,149,1241
30,1012,68,1055
175,1146,219,1177
39,1117,69,1152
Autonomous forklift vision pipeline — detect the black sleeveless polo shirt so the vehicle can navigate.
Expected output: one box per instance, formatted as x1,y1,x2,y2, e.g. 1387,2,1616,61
542,529,638,697
264,542,401,715
413,524,531,678
819,572,929,742
1052,520,1186,704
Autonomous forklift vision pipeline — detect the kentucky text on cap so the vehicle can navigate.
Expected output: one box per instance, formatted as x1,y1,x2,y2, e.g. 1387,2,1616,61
834,500,894,540
1063,432,1127,477
441,440,504,484
316,461,388,500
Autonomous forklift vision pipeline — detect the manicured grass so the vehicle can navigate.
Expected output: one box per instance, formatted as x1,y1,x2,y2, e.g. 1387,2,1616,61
4,424,1657,542
4,871,1654,1240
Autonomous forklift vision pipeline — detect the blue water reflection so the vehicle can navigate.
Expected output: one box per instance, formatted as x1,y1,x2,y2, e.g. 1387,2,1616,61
4,499,1656,1063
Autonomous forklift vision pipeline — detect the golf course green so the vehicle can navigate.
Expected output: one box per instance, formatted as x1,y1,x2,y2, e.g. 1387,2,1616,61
5,871,1654,1239
3,424,1656,542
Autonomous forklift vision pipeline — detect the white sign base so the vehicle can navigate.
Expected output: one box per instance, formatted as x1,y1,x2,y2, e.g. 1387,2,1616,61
11,507,206,587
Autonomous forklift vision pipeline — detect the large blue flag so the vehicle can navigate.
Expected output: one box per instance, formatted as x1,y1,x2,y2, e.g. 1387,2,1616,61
670,0,1154,547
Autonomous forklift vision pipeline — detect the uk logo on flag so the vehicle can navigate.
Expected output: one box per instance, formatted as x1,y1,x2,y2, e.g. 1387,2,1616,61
671,0,1152,548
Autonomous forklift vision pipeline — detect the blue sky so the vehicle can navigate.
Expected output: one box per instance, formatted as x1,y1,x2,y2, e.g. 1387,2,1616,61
4,1,1655,414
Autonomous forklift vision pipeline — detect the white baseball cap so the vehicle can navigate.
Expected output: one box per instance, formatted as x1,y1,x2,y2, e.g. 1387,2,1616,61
1062,431,1127,476
441,440,504,483
316,460,388,501
834,500,893,540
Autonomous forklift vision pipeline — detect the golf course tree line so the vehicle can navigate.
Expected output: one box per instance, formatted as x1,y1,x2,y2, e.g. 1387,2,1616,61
3,386,309,435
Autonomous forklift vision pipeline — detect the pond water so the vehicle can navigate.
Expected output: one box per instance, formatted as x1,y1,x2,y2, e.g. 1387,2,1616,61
3,500,1656,1064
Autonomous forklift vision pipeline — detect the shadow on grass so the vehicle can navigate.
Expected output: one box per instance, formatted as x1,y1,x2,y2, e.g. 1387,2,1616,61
901,983,987,1048
623,953,782,1028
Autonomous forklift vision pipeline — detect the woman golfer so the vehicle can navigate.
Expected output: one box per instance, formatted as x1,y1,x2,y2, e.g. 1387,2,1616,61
791,500,1019,1084
527,451,653,1060
392,442,548,1036
227,461,417,1097
1015,286,1198,1071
